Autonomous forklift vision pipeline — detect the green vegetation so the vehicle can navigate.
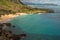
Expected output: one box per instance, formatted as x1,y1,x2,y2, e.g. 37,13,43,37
0,0,54,16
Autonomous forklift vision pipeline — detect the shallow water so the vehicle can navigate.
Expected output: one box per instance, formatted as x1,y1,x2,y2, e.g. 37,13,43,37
7,13,60,40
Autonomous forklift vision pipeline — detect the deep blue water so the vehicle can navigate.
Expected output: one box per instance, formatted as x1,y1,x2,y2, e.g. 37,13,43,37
7,13,60,40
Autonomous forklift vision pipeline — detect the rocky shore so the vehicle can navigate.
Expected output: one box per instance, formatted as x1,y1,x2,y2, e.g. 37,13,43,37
0,23,26,40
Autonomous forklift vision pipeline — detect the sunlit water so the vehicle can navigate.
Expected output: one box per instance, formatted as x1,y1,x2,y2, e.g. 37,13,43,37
6,13,60,40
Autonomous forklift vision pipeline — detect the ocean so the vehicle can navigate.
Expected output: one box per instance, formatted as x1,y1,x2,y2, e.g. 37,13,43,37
6,13,60,40
6,1,60,40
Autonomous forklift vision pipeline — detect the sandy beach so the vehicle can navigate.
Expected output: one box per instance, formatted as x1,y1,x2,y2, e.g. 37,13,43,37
0,13,28,23
0,14,19,23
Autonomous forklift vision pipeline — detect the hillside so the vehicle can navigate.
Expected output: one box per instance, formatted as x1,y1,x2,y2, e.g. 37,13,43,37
0,0,54,16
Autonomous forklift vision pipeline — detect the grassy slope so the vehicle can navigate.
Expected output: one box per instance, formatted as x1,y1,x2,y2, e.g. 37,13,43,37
0,0,54,16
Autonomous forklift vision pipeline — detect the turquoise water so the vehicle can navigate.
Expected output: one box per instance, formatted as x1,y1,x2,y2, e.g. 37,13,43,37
8,13,60,40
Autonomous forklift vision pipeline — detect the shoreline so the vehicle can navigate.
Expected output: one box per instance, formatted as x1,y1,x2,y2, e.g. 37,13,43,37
0,13,28,23
0,14,18,23
0,13,42,23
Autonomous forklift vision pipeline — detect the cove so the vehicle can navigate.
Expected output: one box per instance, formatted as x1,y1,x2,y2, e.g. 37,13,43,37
7,13,60,40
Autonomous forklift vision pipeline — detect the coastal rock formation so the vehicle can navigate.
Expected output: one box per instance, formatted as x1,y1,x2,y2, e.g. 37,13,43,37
0,23,26,40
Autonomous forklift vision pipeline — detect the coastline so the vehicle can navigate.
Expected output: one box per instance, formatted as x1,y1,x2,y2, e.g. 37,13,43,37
0,13,28,23
0,13,43,23
0,14,18,23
